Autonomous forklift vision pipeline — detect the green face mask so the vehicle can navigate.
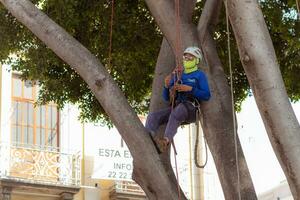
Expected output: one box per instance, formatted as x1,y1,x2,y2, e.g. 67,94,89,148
183,58,198,73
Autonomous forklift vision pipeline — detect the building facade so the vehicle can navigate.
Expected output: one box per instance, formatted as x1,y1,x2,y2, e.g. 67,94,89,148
0,64,147,200
0,64,81,200
0,63,225,200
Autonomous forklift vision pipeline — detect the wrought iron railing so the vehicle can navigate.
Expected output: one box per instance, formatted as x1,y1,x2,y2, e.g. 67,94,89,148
0,142,81,187
114,180,145,195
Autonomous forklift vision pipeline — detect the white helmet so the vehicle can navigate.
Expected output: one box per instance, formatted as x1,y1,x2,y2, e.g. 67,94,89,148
184,46,203,61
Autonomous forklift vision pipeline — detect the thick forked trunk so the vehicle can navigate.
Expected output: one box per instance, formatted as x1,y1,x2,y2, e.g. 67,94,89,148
0,0,179,199
197,0,256,198
145,0,257,198
198,19,257,199
226,0,300,197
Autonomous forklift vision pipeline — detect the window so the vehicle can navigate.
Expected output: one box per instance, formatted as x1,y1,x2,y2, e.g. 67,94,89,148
11,74,59,148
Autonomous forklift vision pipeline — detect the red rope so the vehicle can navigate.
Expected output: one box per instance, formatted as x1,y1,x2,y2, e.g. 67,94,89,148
175,0,182,68
174,0,183,84
171,0,183,106
108,0,115,69
171,0,183,107
173,1,182,199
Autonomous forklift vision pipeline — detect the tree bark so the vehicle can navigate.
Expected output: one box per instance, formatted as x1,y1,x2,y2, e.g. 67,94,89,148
0,0,180,199
226,0,300,198
145,0,199,52
149,38,175,112
144,0,257,198
198,20,257,200
197,0,257,198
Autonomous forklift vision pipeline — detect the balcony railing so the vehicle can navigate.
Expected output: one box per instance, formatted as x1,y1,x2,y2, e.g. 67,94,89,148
109,181,146,200
114,180,145,195
0,142,81,187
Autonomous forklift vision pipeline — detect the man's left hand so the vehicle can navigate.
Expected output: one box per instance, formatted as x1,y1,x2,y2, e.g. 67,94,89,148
174,84,192,92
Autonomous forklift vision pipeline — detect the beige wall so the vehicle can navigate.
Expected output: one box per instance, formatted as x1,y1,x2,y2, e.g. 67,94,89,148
74,189,84,200
99,180,115,200
73,180,115,200
12,194,57,200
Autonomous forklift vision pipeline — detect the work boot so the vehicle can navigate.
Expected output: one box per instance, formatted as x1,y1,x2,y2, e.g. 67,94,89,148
154,137,170,153
149,133,162,154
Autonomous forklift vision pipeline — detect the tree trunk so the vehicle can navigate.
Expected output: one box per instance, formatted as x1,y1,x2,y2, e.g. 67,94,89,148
0,0,180,199
133,38,187,199
226,0,300,198
149,38,175,112
198,0,256,198
145,0,257,198
198,19,257,200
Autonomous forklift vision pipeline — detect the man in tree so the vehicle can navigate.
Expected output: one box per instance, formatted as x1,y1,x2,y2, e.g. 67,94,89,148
146,46,211,153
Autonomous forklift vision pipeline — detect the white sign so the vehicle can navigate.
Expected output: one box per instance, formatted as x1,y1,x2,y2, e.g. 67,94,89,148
92,146,133,180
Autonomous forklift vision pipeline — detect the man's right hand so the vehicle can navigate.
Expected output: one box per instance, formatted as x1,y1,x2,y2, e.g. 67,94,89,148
164,74,171,88
174,84,192,92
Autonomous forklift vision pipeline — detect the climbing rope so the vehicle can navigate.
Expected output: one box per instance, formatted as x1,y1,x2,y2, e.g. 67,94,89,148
194,107,208,168
170,0,184,108
225,1,242,199
172,0,183,199
108,0,115,69
174,0,182,69
296,0,300,19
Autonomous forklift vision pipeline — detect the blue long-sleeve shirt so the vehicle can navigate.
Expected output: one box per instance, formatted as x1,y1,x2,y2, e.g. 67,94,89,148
163,70,211,103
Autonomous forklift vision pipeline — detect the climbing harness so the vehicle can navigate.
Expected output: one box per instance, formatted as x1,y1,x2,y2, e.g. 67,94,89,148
225,1,242,199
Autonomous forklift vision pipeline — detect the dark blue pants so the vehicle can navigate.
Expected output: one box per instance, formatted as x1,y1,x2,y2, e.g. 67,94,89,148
145,102,196,141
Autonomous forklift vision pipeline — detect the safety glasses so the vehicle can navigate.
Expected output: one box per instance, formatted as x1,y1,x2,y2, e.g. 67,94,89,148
183,54,195,61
